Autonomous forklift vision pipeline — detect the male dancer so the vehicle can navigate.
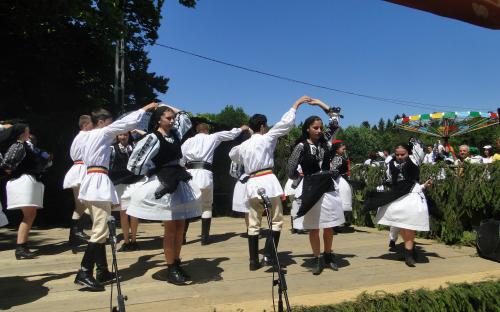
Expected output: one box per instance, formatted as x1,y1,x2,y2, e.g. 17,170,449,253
74,102,157,291
229,96,312,270
181,123,248,245
63,115,93,250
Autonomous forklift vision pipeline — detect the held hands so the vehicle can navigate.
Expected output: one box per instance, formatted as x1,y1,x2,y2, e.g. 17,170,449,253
292,96,313,109
309,98,330,111
423,179,433,189
240,125,250,132
141,102,159,112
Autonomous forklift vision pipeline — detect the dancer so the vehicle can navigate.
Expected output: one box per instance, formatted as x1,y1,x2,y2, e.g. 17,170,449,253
1,124,51,259
365,139,431,267
74,102,157,291
229,96,311,271
230,161,250,232
0,123,13,228
63,115,93,249
109,131,144,252
181,123,247,245
331,140,353,228
126,104,199,285
287,100,345,275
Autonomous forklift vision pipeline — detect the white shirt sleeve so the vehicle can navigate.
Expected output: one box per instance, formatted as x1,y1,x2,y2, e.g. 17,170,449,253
265,108,296,141
127,133,160,175
174,112,192,140
210,128,242,145
103,109,145,141
229,145,242,164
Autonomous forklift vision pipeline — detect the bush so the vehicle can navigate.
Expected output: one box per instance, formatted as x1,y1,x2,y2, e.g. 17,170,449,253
292,280,500,312
350,162,500,244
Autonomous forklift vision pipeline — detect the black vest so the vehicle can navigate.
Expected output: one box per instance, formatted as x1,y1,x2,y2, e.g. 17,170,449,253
389,159,420,186
300,141,331,176
152,130,182,169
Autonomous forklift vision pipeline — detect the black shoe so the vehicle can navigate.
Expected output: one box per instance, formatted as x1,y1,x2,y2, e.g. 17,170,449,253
248,235,261,271
96,268,117,285
201,218,211,245
389,240,397,252
261,231,280,267
295,229,308,235
166,264,187,285
323,252,338,271
15,244,36,260
129,241,140,251
404,248,416,267
174,259,191,280
118,242,130,252
312,256,324,275
74,269,104,291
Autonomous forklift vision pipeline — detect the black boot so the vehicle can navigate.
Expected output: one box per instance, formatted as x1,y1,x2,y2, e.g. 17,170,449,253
201,218,211,246
95,243,117,285
262,231,280,266
174,259,191,281
69,219,87,250
388,240,397,252
183,220,190,245
74,243,104,291
77,219,90,240
248,235,261,271
312,256,324,275
323,252,338,271
412,245,418,262
166,264,187,285
404,248,416,267
15,243,36,260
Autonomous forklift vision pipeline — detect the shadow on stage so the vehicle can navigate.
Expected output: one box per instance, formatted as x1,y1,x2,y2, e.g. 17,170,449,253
0,272,74,310
151,257,229,285
185,232,240,245
293,253,356,271
367,243,445,263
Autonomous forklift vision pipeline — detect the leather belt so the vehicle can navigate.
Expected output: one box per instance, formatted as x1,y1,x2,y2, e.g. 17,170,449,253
87,166,109,175
185,161,212,171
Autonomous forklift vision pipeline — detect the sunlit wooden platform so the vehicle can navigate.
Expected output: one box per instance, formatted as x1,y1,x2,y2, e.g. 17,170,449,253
1,217,499,311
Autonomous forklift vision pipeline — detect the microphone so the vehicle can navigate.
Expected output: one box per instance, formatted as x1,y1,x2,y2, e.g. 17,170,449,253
257,188,272,208
107,215,117,239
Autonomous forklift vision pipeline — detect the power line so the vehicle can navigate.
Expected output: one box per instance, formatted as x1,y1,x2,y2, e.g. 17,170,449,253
154,43,492,112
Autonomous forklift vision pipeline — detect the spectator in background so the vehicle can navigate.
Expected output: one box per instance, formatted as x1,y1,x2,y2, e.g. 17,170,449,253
454,145,471,165
493,138,500,162
423,146,435,164
364,152,379,166
482,145,493,164
469,147,483,164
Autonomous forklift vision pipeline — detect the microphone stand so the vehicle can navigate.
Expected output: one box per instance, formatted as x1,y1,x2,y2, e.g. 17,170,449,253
260,194,291,312
108,221,127,312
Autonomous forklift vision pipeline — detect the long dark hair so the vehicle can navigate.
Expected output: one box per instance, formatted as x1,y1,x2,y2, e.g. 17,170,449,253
0,123,28,153
148,106,175,133
294,115,327,147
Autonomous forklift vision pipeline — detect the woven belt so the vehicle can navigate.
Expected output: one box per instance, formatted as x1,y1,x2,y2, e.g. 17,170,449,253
74,160,84,165
250,169,273,178
87,166,109,175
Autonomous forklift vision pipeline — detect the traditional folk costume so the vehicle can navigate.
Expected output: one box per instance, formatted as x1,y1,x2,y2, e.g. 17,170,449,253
0,125,9,227
74,109,146,291
126,111,201,221
181,128,242,244
229,161,250,214
2,128,50,258
63,131,91,247
229,108,296,270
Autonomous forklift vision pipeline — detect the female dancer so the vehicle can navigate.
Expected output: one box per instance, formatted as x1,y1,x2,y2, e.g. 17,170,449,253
126,104,200,285
366,139,431,267
2,124,50,259
109,131,144,251
287,99,345,275
331,140,353,229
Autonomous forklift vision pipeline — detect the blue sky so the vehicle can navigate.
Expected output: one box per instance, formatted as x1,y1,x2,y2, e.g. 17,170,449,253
148,0,500,127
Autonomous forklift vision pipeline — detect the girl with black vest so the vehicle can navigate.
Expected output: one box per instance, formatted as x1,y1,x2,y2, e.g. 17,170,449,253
1,124,51,259
365,140,432,267
287,99,345,275
109,131,144,251
126,105,200,285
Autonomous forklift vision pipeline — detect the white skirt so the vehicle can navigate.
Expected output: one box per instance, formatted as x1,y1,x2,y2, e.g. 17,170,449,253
118,177,148,211
284,178,296,197
6,174,44,209
112,184,127,212
232,180,250,213
126,175,201,221
375,183,429,232
338,177,353,212
0,202,8,227
245,174,284,199
290,199,304,230
79,173,120,204
294,179,345,229
62,164,86,189
187,168,213,190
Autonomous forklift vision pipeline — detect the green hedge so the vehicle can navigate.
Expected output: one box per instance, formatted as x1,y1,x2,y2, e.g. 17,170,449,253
350,162,500,245
292,280,500,312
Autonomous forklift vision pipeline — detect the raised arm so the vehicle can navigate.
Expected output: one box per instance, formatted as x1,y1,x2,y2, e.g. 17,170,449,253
104,102,158,140
210,126,246,145
2,142,26,171
266,96,311,141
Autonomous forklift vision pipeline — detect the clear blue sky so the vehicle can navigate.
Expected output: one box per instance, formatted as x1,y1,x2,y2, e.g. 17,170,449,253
147,0,500,127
